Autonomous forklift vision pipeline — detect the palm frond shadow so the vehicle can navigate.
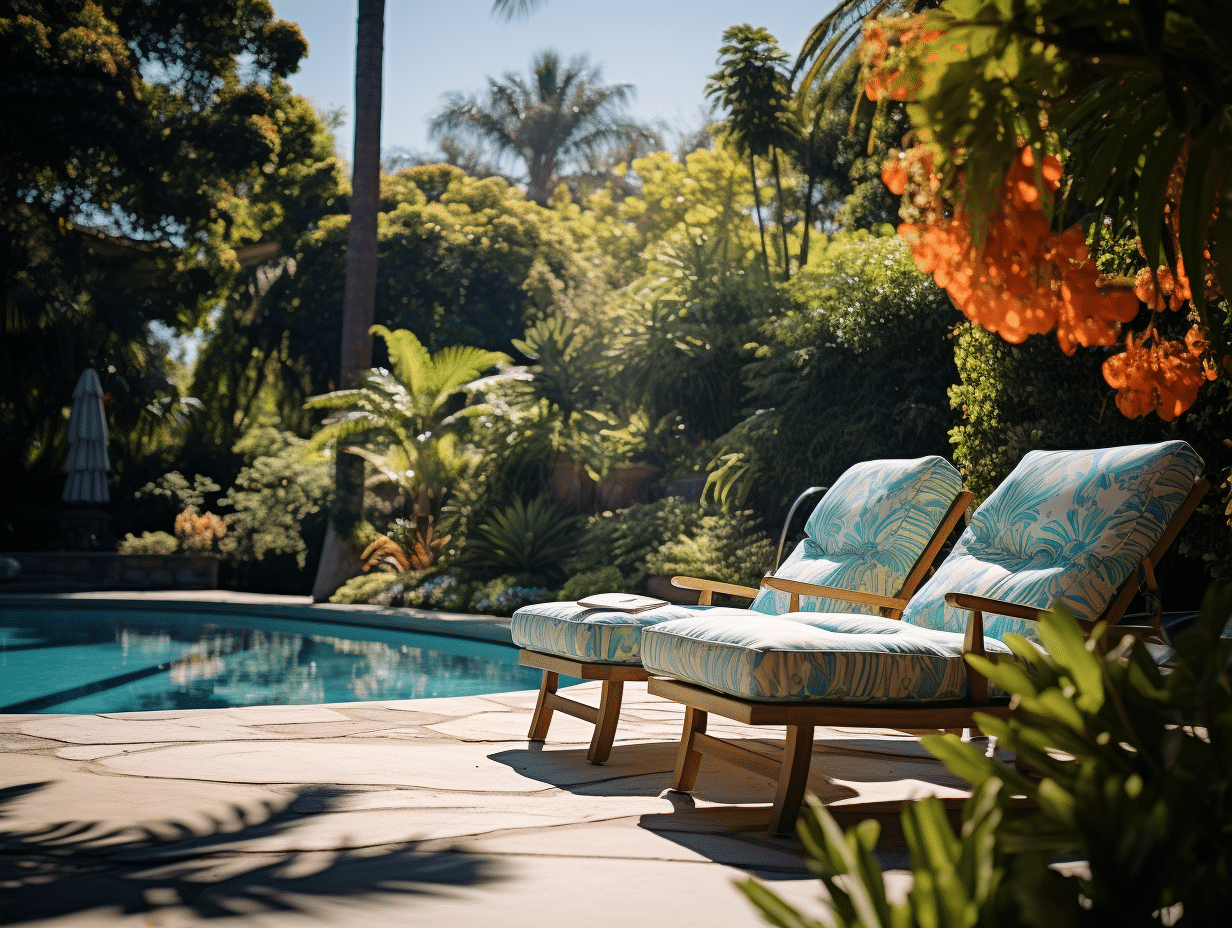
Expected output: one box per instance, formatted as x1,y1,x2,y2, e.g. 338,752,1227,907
0,782,505,923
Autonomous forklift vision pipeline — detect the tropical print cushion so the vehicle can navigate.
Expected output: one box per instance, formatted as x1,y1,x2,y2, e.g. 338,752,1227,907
903,441,1203,642
640,611,1015,703
510,600,709,665
750,456,963,615
513,456,964,666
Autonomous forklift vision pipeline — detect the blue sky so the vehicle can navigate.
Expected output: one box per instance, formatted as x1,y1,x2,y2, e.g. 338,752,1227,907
272,1,837,161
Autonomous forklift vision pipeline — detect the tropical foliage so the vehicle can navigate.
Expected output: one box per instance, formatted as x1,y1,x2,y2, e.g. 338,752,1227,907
707,25,799,281
467,496,580,577
706,230,958,511
5,2,1224,604
306,326,507,568
853,0,1231,421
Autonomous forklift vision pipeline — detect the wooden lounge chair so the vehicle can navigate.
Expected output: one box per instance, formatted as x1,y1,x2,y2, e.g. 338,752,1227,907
510,456,972,763
640,441,1208,834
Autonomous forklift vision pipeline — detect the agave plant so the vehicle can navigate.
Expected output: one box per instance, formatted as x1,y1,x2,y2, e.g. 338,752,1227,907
468,495,580,577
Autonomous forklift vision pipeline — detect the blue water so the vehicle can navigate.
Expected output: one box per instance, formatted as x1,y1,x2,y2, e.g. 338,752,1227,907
0,605,549,714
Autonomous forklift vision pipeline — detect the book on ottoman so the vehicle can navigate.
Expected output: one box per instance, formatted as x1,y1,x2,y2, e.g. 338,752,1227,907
576,593,669,613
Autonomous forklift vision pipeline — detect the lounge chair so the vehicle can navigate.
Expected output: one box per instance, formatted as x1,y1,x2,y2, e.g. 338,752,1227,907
510,456,972,763
640,440,1208,833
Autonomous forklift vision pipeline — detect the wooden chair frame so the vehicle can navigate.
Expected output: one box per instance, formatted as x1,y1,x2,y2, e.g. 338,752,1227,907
520,490,974,764
648,478,1209,834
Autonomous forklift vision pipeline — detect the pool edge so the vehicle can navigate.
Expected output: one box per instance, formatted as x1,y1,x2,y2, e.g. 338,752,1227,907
0,592,515,646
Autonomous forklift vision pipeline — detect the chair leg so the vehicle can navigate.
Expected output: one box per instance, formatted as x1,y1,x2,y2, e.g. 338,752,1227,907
587,679,625,765
672,706,708,792
528,670,559,741
769,724,814,836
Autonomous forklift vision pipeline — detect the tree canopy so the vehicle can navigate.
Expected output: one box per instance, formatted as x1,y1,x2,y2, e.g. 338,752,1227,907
0,0,314,549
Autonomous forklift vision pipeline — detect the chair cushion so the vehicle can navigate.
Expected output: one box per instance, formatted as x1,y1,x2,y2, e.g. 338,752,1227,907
903,441,1203,641
640,612,1014,703
751,456,963,615
510,600,711,665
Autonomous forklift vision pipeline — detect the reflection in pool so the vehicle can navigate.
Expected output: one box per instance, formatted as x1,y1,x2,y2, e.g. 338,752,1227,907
0,605,555,714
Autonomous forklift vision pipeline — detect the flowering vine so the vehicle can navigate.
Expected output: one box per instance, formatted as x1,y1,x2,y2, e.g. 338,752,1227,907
857,5,1230,422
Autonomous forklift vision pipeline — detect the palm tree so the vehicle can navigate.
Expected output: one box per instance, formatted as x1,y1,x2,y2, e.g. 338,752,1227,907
313,0,386,601
315,0,545,598
707,25,799,282
430,50,657,205
307,326,509,570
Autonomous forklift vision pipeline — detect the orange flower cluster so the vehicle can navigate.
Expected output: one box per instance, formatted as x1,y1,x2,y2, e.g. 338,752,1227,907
860,17,938,102
1102,327,1217,421
881,144,939,221
894,146,1140,353
174,507,227,551
1133,264,1192,313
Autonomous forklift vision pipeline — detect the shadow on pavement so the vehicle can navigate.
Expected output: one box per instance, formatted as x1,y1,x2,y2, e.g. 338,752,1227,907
488,728,993,871
0,781,506,924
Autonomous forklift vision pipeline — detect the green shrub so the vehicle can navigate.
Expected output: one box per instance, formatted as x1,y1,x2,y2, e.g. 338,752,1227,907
645,510,775,588
558,566,635,600
401,573,478,612
117,531,179,555
469,575,555,616
712,230,959,509
218,426,333,592
329,572,404,605
136,473,222,512
562,497,712,589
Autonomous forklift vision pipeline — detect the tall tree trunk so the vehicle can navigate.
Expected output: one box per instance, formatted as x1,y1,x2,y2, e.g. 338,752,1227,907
799,110,822,268
770,148,790,281
312,0,385,602
749,154,772,285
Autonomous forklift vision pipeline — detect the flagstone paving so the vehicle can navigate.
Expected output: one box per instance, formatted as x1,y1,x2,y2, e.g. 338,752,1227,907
0,594,983,927
0,679,983,927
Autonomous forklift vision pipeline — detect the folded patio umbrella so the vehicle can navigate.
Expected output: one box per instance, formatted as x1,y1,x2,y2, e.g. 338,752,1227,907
62,365,111,504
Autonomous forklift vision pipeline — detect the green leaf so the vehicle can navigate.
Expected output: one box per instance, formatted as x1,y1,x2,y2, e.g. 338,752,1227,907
1055,74,1155,136
1208,202,1232,328
735,878,824,928
1136,129,1186,267
1035,777,1078,828
1035,610,1105,713
1179,117,1232,314
965,653,1038,698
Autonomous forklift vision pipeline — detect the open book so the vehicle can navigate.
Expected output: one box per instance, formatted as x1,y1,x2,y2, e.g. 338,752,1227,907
576,593,670,613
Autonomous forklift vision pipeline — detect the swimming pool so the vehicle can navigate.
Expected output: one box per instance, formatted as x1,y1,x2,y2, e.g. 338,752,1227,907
0,602,551,714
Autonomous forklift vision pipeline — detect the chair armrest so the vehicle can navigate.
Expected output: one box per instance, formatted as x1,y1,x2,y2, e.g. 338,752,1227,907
671,576,759,606
760,577,910,617
1102,624,1165,644
944,592,1044,623
946,591,1108,634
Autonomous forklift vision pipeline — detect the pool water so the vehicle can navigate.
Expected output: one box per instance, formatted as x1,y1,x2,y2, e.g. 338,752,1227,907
0,604,550,714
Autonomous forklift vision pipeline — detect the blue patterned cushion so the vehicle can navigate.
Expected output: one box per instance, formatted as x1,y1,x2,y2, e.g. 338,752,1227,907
513,457,964,667
903,441,1203,642
640,612,1014,703
750,456,963,614
510,601,708,664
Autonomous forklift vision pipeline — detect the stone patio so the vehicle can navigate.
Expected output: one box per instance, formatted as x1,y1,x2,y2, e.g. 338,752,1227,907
0,594,993,927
